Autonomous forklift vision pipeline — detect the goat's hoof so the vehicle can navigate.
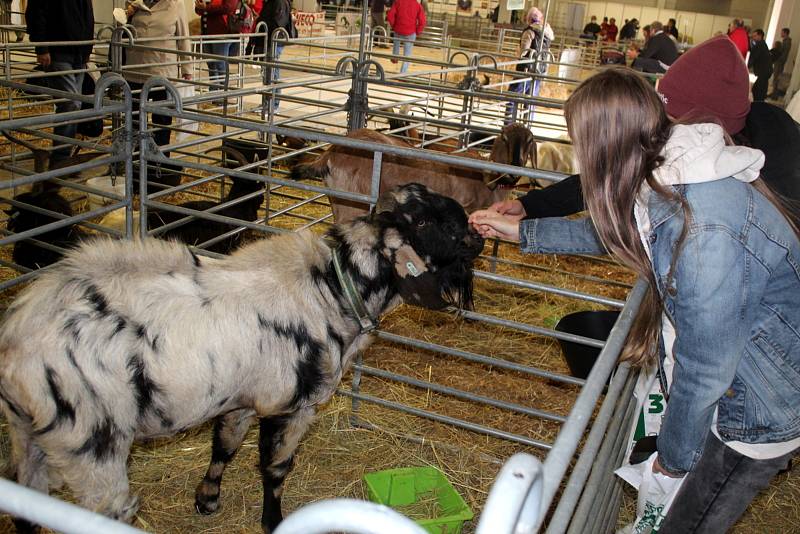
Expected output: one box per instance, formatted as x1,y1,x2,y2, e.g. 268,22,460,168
195,496,220,515
13,517,40,534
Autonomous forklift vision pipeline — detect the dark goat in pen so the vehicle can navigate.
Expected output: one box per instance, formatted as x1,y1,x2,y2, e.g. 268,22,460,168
4,191,86,270
292,123,537,223
1,131,104,191
148,147,265,254
0,183,484,533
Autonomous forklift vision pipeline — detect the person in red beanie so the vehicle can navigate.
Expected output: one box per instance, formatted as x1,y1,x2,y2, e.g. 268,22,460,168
386,0,426,73
728,18,749,58
484,34,799,219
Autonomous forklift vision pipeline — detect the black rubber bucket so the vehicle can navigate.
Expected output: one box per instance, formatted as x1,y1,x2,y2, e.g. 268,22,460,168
555,310,621,379
222,138,270,163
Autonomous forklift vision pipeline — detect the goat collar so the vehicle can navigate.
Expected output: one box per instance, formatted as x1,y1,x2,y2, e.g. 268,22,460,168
331,245,379,334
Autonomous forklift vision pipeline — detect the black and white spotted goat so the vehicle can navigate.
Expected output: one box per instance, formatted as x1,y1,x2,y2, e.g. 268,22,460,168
0,183,484,533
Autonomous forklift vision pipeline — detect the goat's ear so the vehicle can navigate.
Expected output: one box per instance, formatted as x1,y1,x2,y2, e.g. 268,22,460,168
373,193,397,216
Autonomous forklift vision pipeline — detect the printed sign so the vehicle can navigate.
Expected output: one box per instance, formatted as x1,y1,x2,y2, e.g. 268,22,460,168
506,0,524,10
294,11,325,38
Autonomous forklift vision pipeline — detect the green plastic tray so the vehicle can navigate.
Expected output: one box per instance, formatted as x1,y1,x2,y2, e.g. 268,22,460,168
363,466,474,534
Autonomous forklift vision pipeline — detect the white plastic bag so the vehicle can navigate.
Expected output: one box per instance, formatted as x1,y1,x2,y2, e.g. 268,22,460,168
175,84,198,143
616,452,685,534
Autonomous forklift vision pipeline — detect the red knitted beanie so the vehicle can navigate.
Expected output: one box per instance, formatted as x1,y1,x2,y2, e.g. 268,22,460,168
658,35,751,135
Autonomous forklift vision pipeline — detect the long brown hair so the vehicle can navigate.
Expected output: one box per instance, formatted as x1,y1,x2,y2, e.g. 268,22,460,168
565,68,679,366
566,69,800,366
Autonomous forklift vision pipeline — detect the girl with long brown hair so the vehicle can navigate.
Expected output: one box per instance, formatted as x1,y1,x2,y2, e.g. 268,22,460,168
470,67,800,532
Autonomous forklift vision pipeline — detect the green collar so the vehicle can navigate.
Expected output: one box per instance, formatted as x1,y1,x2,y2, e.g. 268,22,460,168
331,245,379,334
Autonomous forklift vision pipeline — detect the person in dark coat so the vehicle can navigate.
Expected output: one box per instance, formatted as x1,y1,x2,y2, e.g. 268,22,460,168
370,0,390,48
771,28,792,98
666,18,679,40
629,21,679,73
26,0,94,167
254,0,294,111
619,18,638,40
582,15,600,39
491,35,799,221
748,29,773,101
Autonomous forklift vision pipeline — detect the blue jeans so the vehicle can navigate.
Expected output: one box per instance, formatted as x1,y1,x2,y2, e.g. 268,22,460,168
48,56,86,165
659,432,796,533
505,75,541,123
204,40,240,90
270,44,284,111
392,33,416,73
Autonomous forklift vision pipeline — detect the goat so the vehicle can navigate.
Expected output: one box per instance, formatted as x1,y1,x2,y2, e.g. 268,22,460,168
148,147,265,254
0,183,484,533
4,190,86,270
537,139,575,174
292,123,537,223
1,131,104,191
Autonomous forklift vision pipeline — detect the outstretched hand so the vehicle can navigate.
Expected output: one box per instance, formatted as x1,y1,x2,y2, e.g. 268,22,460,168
469,209,521,242
488,198,526,221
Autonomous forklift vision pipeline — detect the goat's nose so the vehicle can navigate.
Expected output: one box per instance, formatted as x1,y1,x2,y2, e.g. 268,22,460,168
464,229,485,258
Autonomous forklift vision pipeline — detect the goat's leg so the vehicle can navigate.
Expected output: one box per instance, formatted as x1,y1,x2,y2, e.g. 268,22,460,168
195,408,256,514
7,424,48,533
259,407,316,534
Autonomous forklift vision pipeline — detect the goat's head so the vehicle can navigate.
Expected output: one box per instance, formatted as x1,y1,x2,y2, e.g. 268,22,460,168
5,191,73,234
370,183,484,311
485,123,537,189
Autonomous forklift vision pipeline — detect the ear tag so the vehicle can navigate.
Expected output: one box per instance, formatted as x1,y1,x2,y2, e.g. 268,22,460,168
405,260,420,277
395,244,428,279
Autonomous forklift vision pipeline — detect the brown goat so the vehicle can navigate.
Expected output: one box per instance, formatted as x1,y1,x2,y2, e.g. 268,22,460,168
292,124,536,223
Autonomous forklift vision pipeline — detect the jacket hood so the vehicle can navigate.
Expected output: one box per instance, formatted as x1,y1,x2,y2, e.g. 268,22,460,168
653,123,765,187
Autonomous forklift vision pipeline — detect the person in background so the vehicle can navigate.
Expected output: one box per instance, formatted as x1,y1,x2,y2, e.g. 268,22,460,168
641,23,651,44
370,0,390,47
600,16,608,35
582,15,600,40
124,0,191,155
619,18,638,41
485,35,800,220
628,20,678,73
506,6,553,122
748,28,772,101
728,18,749,58
605,17,617,42
386,0,425,74
242,0,264,56
666,17,678,40
770,39,782,64
26,0,94,168
254,0,293,112
195,0,239,91
771,27,792,98
470,66,800,534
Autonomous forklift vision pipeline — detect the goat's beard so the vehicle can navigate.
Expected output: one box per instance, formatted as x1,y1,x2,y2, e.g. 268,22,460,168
395,259,475,311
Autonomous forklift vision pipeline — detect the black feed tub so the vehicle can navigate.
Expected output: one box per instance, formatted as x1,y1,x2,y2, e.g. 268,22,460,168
554,310,621,380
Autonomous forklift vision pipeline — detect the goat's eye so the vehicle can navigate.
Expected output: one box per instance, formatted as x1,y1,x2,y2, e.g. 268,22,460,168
417,220,428,228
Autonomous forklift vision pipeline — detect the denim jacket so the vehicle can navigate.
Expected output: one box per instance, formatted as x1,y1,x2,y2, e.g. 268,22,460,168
520,178,800,474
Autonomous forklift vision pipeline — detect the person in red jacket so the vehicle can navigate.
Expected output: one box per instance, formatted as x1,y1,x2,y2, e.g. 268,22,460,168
728,18,749,58
195,0,239,90
605,17,618,41
386,0,425,74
